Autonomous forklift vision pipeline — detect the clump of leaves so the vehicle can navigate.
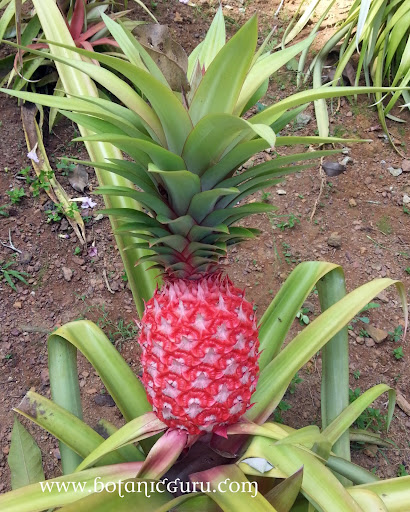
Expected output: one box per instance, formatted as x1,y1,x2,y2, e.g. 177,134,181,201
6,187,25,204
0,205,9,217
275,213,300,231
296,307,310,325
393,347,404,360
389,325,403,343
0,259,29,291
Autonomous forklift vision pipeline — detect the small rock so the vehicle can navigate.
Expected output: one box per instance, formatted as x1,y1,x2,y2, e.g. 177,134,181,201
366,325,389,344
302,301,315,314
349,198,357,207
13,302,22,309
62,267,73,282
376,291,389,303
10,328,20,336
2,447,9,455
402,160,410,172
85,388,97,395
53,448,61,460
403,194,410,205
327,232,342,248
365,338,375,348
40,368,50,386
345,111,353,117
295,113,312,127
340,156,353,166
72,256,85,266
363,444,378,457
364,176,372,185
276,189,286,195
388,167,402,177
94,394,115,407
19,251,32,265
356,337,365,345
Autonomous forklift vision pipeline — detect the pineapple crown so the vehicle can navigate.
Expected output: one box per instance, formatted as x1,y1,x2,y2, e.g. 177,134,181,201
7,9,345,279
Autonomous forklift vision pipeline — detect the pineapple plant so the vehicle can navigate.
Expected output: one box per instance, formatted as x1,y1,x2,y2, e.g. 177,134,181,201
1,3,409,510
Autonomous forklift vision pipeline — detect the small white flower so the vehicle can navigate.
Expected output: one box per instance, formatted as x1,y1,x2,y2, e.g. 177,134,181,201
179,0,189,3
27,144,39,163
81,197,97,209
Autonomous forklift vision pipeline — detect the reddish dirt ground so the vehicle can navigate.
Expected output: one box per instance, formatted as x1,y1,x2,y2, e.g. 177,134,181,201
0,0,409,492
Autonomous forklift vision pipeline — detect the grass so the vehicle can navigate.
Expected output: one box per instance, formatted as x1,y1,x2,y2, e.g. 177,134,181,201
6,187,25,204
349,387,388,432
393,347,404,360
0,257,29,292
376,215,393,235
76,295,138,349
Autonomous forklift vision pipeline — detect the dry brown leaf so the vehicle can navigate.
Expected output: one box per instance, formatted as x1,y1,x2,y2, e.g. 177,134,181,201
396,391,410,416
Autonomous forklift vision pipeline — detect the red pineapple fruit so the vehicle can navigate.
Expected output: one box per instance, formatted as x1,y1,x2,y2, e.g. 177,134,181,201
140,275,259,435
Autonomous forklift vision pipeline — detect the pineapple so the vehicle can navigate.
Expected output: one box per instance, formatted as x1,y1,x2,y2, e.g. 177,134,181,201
15,9,347,433
140,275,259,434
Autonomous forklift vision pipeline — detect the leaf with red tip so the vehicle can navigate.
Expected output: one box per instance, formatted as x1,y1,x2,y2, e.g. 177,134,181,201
69,0,86,41
138,429,188,479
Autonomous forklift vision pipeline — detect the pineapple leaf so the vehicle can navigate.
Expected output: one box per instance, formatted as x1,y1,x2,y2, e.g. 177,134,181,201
156,215,196,237
73,134,186,171
189,15,258,124
182,114,262,175
240,78,269,116
148,166,201,216
72,159,158,194
59,110,147,140
100,208,162,226
36,37,192,153
187,188,239,223
203,202,275,227
251,278,406,424
8,417,45,490
149,234,189,252
270,104,309,133
101,13,168,86
96,186,174,218
250,86,407,127
219,150,341,188
235,33,315,115
188,224,230,242
4,41,165,142
201,139,270,190
114,223,170,237
187,6,225,81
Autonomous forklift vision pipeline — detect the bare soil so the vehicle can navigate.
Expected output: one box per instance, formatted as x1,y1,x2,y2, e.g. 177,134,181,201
0,0,409,492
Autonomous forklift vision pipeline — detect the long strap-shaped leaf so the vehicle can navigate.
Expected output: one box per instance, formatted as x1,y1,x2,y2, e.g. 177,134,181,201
14,391,128,466
30,0,160,316
250,277,407,424
0,462,145,512
58,486,173,512
190,464,277,512
234,33,315,115
189,15,258,124
258,262,339,369
241,437,363,511
250,86,409,127
48,321,151,421
76,413,166,471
